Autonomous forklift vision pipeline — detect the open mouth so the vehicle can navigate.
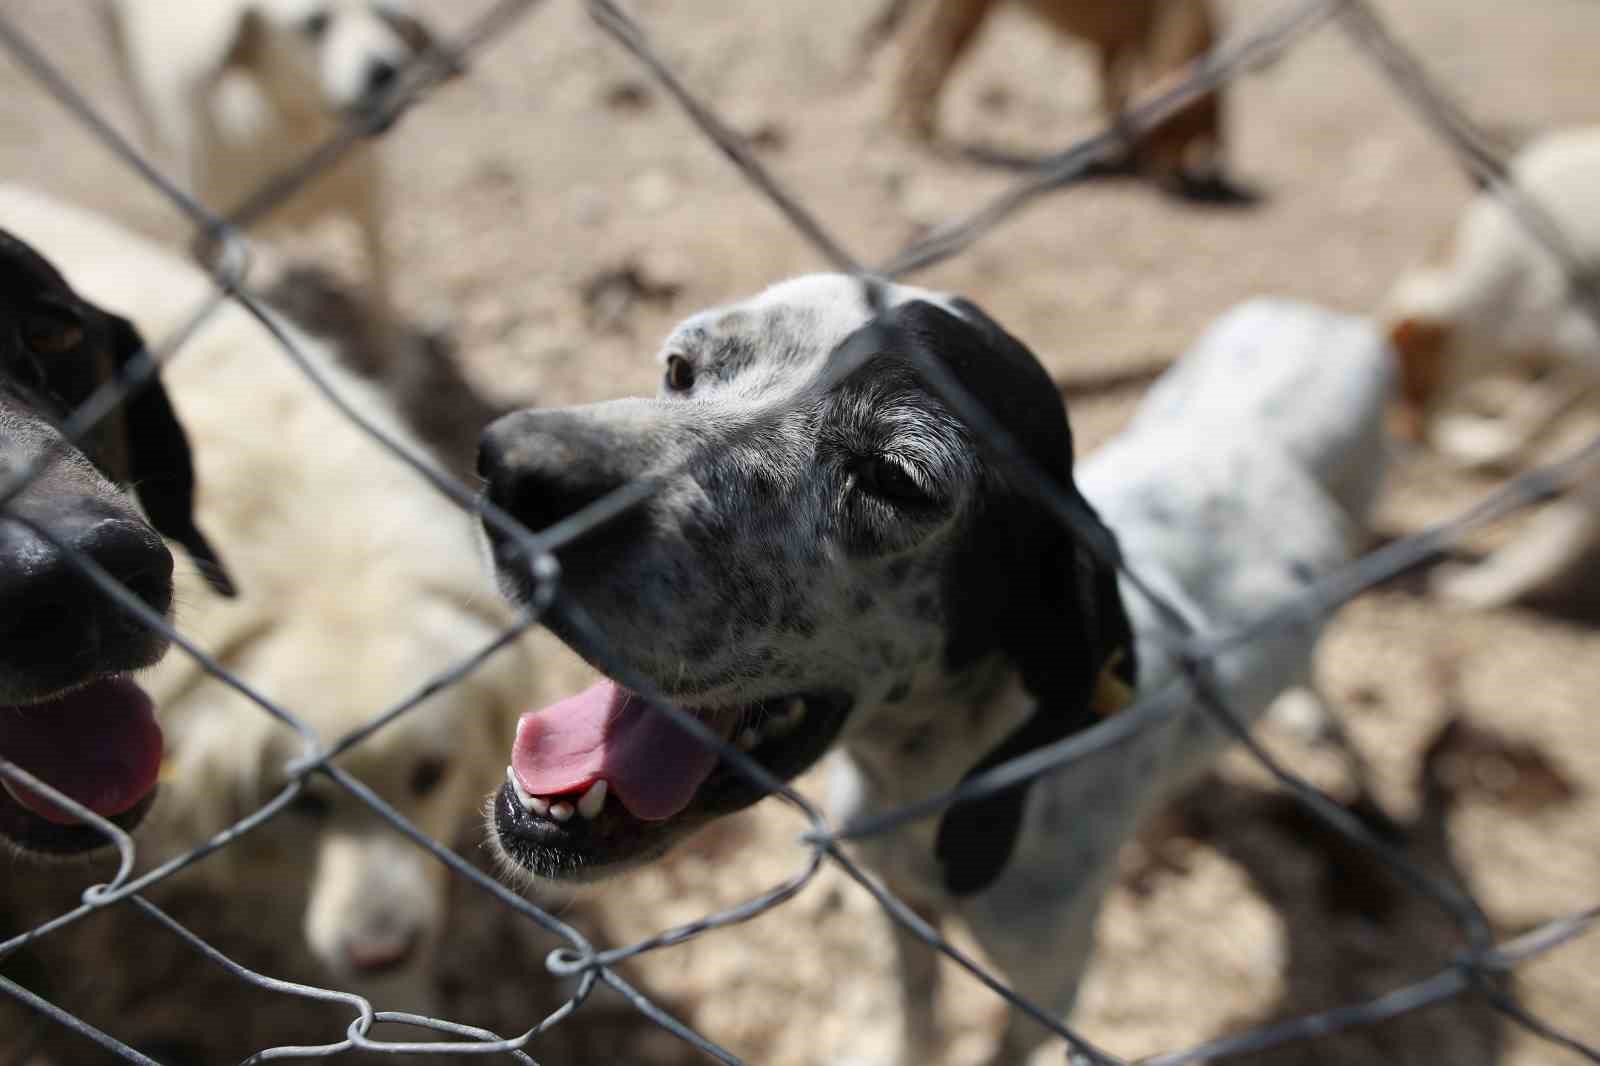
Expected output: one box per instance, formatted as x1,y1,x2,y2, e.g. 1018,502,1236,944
492,679,850,879
0,677,163,855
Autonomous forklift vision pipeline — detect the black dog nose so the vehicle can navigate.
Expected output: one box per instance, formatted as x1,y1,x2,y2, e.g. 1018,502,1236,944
478,411,632,541
364,59,399,97
0,506,175,682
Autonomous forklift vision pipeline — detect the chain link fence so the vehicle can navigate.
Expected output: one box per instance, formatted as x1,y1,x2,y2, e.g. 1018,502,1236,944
0,0,1597,1063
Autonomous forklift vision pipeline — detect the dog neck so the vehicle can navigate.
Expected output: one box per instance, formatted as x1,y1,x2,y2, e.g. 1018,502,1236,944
842,655,1030,809
840,647,1136,898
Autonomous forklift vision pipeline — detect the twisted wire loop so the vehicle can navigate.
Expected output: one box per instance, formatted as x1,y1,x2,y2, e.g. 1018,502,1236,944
0,0,1595,1063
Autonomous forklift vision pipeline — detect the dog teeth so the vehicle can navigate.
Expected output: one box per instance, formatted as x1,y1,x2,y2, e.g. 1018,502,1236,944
507,766,535,809
506,766,606,822
576,779,607,820
506,767,551,816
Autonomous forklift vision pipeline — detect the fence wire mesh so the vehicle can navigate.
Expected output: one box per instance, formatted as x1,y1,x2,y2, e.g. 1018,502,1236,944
0,0,1596,1064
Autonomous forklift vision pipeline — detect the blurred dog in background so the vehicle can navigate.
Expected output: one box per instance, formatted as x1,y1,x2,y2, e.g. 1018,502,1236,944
869,0,1239,201
0,185,541,1030
1383,126,1600,608
102,0,451,319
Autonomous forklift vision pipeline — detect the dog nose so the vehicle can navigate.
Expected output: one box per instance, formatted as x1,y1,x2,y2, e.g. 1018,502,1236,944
343,931,418,976
0,506,174,679
478,411,631,539
364,59,399,98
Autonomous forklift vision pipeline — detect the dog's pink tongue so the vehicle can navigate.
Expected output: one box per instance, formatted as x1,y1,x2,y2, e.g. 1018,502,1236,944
511,681,720,822
0,678,163,825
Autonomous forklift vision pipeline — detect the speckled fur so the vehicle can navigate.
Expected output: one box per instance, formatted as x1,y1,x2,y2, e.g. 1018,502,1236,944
482,283,1391,1065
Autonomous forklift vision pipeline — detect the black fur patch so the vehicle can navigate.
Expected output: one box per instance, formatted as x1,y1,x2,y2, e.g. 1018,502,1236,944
856,298,1137,897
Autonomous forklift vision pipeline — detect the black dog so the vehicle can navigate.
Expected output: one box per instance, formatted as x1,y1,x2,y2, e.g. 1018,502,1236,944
0,229,231,856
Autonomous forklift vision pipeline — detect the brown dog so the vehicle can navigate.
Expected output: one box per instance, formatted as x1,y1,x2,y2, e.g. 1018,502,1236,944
878,0,1232,198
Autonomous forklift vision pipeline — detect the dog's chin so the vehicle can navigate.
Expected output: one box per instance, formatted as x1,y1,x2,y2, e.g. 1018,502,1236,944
489,692,853,883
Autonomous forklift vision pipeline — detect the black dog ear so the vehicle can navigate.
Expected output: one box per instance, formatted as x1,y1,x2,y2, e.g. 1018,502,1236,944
933,492,1135,897
878,298,1136,895
109,316,237,598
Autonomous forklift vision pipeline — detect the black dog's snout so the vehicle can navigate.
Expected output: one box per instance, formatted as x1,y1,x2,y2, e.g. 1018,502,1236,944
0,506,174,685
71,516,176,614
478,411,632,541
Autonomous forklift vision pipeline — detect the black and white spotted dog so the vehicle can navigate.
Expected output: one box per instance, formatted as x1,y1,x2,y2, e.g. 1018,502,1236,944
477,278,1391,1063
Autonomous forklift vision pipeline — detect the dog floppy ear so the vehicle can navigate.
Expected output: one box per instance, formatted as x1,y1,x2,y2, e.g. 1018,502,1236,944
108,315,237,597
1387,315,1452,442
879,298,1135,895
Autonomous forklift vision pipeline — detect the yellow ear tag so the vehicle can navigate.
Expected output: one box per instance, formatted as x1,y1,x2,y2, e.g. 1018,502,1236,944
1090,648,1134,718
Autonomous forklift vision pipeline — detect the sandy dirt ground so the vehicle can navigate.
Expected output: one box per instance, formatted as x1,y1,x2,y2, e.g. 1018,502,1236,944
1,1,1598,1064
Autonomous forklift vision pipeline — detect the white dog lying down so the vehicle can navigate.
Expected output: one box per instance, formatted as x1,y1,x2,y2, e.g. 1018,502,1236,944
1384,126,1600,608
0,185,535,1016
475,278,1391,1065
103,0,447,316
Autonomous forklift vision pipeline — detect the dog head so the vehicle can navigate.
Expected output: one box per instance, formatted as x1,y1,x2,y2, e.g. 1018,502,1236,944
478,274,1131,882
151,590,526,1004
0,229,230,856
222,0,444,121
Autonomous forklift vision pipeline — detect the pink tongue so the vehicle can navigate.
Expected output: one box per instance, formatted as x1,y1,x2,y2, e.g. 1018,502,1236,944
511,680,721,822
0,678,163,825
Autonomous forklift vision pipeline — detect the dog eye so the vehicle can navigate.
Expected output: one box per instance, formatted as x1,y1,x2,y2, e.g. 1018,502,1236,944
409,757,451,797
664,354,695,392
300,10,332,37
20,308,85,356
856,456,932,507
289,786,332,819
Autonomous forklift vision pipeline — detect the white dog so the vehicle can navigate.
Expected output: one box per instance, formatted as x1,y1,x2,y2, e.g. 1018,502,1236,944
103,0,447,316
1383,126,1600,608
0,185,537,1018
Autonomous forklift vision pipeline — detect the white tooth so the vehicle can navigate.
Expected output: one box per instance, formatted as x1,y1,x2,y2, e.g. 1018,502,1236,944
577,780,607,819
529,795,550,816
737,727,760,751
507,766,537,811
549,800,574,821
